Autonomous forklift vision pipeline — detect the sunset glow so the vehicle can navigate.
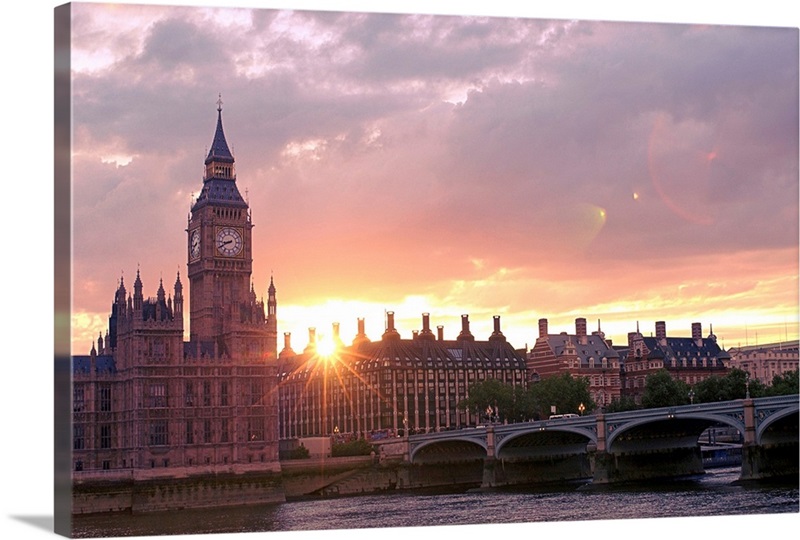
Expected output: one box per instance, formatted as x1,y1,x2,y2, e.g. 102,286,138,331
67,4,799,356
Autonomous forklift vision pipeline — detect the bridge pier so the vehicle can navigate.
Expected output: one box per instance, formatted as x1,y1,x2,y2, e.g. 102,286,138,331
591,446,704,485
481,457,505,488
739,398,799,481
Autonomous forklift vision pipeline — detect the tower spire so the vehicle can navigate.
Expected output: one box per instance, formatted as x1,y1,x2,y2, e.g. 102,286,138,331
194,97,245,209
206,94,234,166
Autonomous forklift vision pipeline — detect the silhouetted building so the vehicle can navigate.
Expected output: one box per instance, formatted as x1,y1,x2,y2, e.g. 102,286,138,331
277,313,527,438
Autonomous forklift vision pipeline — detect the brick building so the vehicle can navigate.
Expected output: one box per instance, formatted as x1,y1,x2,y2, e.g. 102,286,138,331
620,321,730,400
72,102,280,478
527,317,622,408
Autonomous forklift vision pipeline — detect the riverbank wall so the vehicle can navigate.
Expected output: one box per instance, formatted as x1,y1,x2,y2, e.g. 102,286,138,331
72,463,285,514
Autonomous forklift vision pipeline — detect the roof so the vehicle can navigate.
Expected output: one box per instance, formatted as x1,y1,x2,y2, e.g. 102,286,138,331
279,336,527,380
641,336,730,367
72,355,116,375
727,340,800,354
544,334,619,365
193,104,247,210
205,107,234,164
192,178,247,209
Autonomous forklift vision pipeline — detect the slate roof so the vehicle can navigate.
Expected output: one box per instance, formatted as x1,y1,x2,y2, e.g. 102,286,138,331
72,355,116,375
205,108,234,164
641,336,730,367
545,334,619,367
192,178,247,209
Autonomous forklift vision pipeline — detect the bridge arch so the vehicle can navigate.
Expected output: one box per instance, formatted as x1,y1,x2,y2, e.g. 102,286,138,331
606,411,745,451
409,436,487,463
756,403,799,445
496,425,596,459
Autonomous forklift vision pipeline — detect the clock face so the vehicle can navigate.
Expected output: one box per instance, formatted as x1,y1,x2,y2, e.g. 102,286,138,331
216,227,243,257
190,229,201,259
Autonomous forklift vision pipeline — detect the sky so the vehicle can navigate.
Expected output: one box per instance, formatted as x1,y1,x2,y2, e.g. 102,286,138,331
67,0,799,355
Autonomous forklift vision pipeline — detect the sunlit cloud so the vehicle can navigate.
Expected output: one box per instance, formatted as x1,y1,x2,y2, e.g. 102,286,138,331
68,4,798,355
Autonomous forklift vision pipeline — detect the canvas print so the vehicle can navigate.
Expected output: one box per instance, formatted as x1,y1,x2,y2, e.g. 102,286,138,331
54,1,799,538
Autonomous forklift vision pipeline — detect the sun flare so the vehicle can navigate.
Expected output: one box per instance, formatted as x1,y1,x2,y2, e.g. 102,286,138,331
315,335,337,358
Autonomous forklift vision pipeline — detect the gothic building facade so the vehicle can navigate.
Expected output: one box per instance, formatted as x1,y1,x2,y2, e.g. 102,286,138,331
72,103,280,484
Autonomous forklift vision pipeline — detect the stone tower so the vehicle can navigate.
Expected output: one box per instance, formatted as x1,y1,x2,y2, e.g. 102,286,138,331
186,97,277,359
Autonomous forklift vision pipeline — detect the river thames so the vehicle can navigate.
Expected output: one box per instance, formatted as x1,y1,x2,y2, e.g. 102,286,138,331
72,467,798,538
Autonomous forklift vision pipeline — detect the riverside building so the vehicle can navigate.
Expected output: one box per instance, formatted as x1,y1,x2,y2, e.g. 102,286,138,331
71,102,281,510
277,312,528,438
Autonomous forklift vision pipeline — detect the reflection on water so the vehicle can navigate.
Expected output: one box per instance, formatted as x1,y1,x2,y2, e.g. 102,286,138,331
72,468,798,538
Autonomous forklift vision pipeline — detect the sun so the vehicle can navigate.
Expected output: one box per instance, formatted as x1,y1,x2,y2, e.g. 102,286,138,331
315,335,337,358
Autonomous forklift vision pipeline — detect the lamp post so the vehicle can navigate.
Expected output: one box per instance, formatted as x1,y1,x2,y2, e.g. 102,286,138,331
578,402,585,416
688,389,695,405
745,372,751,399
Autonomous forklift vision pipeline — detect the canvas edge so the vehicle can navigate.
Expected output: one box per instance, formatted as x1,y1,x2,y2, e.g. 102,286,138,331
54,2,73,537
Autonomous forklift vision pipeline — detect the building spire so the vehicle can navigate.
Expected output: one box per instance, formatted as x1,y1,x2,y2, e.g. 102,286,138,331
206,94,234,166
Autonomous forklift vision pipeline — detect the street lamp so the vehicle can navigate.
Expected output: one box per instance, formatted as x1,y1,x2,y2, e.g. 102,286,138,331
578,403,585,416
688,389,695,405
745,372,751,399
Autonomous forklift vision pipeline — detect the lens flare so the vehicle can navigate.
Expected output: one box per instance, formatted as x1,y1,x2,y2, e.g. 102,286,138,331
315,336,337,358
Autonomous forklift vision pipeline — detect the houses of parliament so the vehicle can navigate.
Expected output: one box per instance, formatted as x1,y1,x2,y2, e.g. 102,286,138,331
71,102,282,499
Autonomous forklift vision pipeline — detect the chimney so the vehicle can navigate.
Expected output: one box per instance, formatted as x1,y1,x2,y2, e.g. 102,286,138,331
412,330,419,340
304,327,316,354
692,322,703,346
538,318,549,338
382,311,400,340
656,321,666,340
352,317,370,346
419,313,435,339
332,322,343,347
437,325,444,341
489,315,506,342
457,314,474,341
279,332,296,359
576,318,587,344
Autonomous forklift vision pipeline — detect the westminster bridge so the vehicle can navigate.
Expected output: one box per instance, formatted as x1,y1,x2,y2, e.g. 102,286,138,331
373,395,798,488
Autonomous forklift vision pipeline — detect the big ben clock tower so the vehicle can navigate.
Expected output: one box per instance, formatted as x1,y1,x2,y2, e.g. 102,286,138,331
187,97,277,359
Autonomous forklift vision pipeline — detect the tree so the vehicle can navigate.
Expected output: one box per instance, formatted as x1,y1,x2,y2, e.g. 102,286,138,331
766,369,799,396
640,369,691,409
528,373,596,419
604,395,639,413
331,439,374,457
693,368,766,403
459,379,532,423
